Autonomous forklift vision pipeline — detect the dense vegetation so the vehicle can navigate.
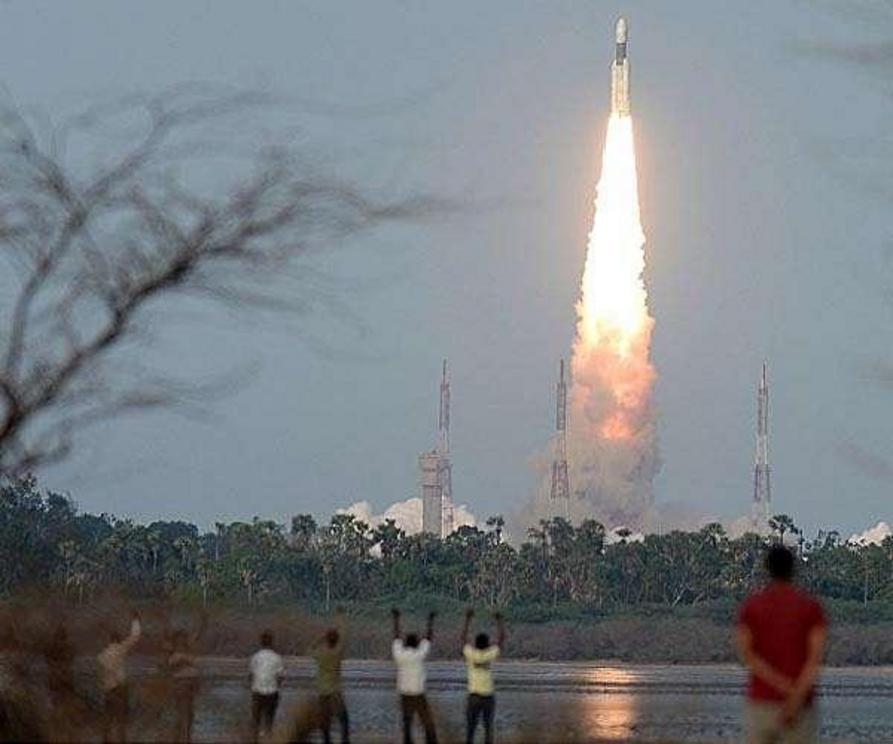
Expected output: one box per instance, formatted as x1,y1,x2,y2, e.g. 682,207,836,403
2,476,891,620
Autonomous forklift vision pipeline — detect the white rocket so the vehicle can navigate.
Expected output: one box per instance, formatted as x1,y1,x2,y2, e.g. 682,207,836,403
611,17,630,116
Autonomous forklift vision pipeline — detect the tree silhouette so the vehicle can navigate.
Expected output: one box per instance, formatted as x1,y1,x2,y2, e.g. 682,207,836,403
0,89,440,474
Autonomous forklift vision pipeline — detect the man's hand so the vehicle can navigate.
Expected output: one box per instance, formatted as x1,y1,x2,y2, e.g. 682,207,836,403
779,691,805,728
494,611,506,647
780,624,826,728
426,611,436,641
461,608,473,647
391,608,401,640
735,625,793,698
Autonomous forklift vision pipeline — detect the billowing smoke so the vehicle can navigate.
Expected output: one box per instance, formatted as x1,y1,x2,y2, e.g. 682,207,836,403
850,521,892,546
530,113,659,531
338,498,476,535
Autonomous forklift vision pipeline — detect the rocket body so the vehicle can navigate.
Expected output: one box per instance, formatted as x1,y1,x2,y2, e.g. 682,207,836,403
611,17,631,116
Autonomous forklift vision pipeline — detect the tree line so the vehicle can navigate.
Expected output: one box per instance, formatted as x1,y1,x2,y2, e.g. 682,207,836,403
2,476,891,613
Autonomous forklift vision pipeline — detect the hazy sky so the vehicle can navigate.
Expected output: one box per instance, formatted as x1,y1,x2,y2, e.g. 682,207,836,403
7,1,891,535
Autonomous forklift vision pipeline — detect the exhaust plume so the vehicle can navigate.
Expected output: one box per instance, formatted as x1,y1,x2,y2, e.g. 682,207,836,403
569,112,658,527
532,112,659,530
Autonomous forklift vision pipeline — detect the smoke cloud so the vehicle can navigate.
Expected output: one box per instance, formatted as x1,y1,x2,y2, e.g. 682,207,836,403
337,498,476,535
528,114,659,531
850,521,892,546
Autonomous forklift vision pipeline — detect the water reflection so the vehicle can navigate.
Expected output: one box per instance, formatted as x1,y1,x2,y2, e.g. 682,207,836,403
578,668,638,739
578,694,638,739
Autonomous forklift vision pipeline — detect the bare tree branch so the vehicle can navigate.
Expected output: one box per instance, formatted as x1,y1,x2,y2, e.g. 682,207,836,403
0,89,444,475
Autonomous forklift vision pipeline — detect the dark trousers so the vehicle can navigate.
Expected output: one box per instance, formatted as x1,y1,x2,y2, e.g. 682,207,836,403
173,678,199,743
400,694,437,744
102,685,129,743
252,692,280,740
466,694,495,744
319,692,350,744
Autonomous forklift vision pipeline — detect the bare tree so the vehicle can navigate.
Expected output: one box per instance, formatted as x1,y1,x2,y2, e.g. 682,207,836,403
0,89,436,474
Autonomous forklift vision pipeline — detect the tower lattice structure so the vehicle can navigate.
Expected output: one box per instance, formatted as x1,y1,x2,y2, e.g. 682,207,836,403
438,359,454,536
752,362,771,533
420,359,453,538
550,358,571,518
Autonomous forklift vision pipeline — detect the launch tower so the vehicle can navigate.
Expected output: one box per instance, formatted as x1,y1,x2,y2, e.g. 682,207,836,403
420,360,454,537
752,363,771,533
550,359,571,518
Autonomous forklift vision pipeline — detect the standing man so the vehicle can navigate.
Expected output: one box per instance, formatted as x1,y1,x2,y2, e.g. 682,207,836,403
461,609,505,744
392,608,437,744
736,544,827,744
311,609,350,744
97,612,141,743
249,630,285,743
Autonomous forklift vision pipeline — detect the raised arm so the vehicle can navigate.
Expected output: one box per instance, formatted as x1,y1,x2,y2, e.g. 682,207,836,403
735,625,792,697
121,613,142,653
391,608,401,640
494,612,506,648
426,611,436,642
782,624,827,724
461,609,473,648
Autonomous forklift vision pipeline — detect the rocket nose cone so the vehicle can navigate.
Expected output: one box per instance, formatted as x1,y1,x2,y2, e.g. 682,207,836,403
615,17,628,44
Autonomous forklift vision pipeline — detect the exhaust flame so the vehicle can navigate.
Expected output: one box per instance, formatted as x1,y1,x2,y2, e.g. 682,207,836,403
565,112,659,528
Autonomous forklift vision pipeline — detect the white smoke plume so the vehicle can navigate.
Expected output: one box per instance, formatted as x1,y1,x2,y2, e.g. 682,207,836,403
337,498,476,535
849,521,892,545
528,113,659,531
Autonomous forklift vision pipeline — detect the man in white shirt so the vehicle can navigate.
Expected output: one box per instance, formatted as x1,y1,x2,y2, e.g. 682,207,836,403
249,630,285,742
461,609,505,744
97,613,141,743
391,608,437,744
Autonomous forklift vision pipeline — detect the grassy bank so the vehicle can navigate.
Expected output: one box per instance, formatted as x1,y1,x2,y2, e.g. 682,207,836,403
4,595,893,665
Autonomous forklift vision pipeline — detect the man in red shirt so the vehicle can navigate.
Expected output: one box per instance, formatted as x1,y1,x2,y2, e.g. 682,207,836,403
736,544,827,744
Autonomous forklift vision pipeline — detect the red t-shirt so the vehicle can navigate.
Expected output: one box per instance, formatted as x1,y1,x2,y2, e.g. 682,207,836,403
738,582,826,702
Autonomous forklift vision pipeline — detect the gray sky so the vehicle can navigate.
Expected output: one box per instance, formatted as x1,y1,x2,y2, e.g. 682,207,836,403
9,0,891,535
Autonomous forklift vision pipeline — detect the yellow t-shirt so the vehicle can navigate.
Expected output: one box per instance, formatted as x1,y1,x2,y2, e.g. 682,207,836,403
463,644,500,695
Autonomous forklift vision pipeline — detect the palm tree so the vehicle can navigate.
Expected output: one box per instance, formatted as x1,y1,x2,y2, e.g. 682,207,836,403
485,515,505,545
768,514,797,544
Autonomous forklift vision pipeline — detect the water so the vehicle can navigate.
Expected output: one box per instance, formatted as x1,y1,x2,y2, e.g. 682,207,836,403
168,659,893,742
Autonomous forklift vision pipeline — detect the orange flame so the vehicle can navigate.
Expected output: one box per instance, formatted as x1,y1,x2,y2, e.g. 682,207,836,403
571,113,655,445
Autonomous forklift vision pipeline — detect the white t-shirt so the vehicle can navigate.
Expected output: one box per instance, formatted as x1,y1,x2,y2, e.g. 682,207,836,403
250,648,285,695
392,638,430,695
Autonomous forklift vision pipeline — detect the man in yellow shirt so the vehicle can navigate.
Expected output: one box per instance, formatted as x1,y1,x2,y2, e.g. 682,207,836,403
461,609,505,744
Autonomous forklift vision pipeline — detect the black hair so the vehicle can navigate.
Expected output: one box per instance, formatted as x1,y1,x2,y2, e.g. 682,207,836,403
766,544,795,581
405,632,420,648
325,629,339,648
260,630,274,649
475,632,490,650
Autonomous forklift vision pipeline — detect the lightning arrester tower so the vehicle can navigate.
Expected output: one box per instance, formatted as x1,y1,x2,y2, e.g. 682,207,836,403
438,359,454,536
550,358,571,518
420,360,453,537
752,362,771,533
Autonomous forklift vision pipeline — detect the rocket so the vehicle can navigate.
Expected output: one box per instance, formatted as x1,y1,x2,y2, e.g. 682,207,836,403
611,17,630,116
